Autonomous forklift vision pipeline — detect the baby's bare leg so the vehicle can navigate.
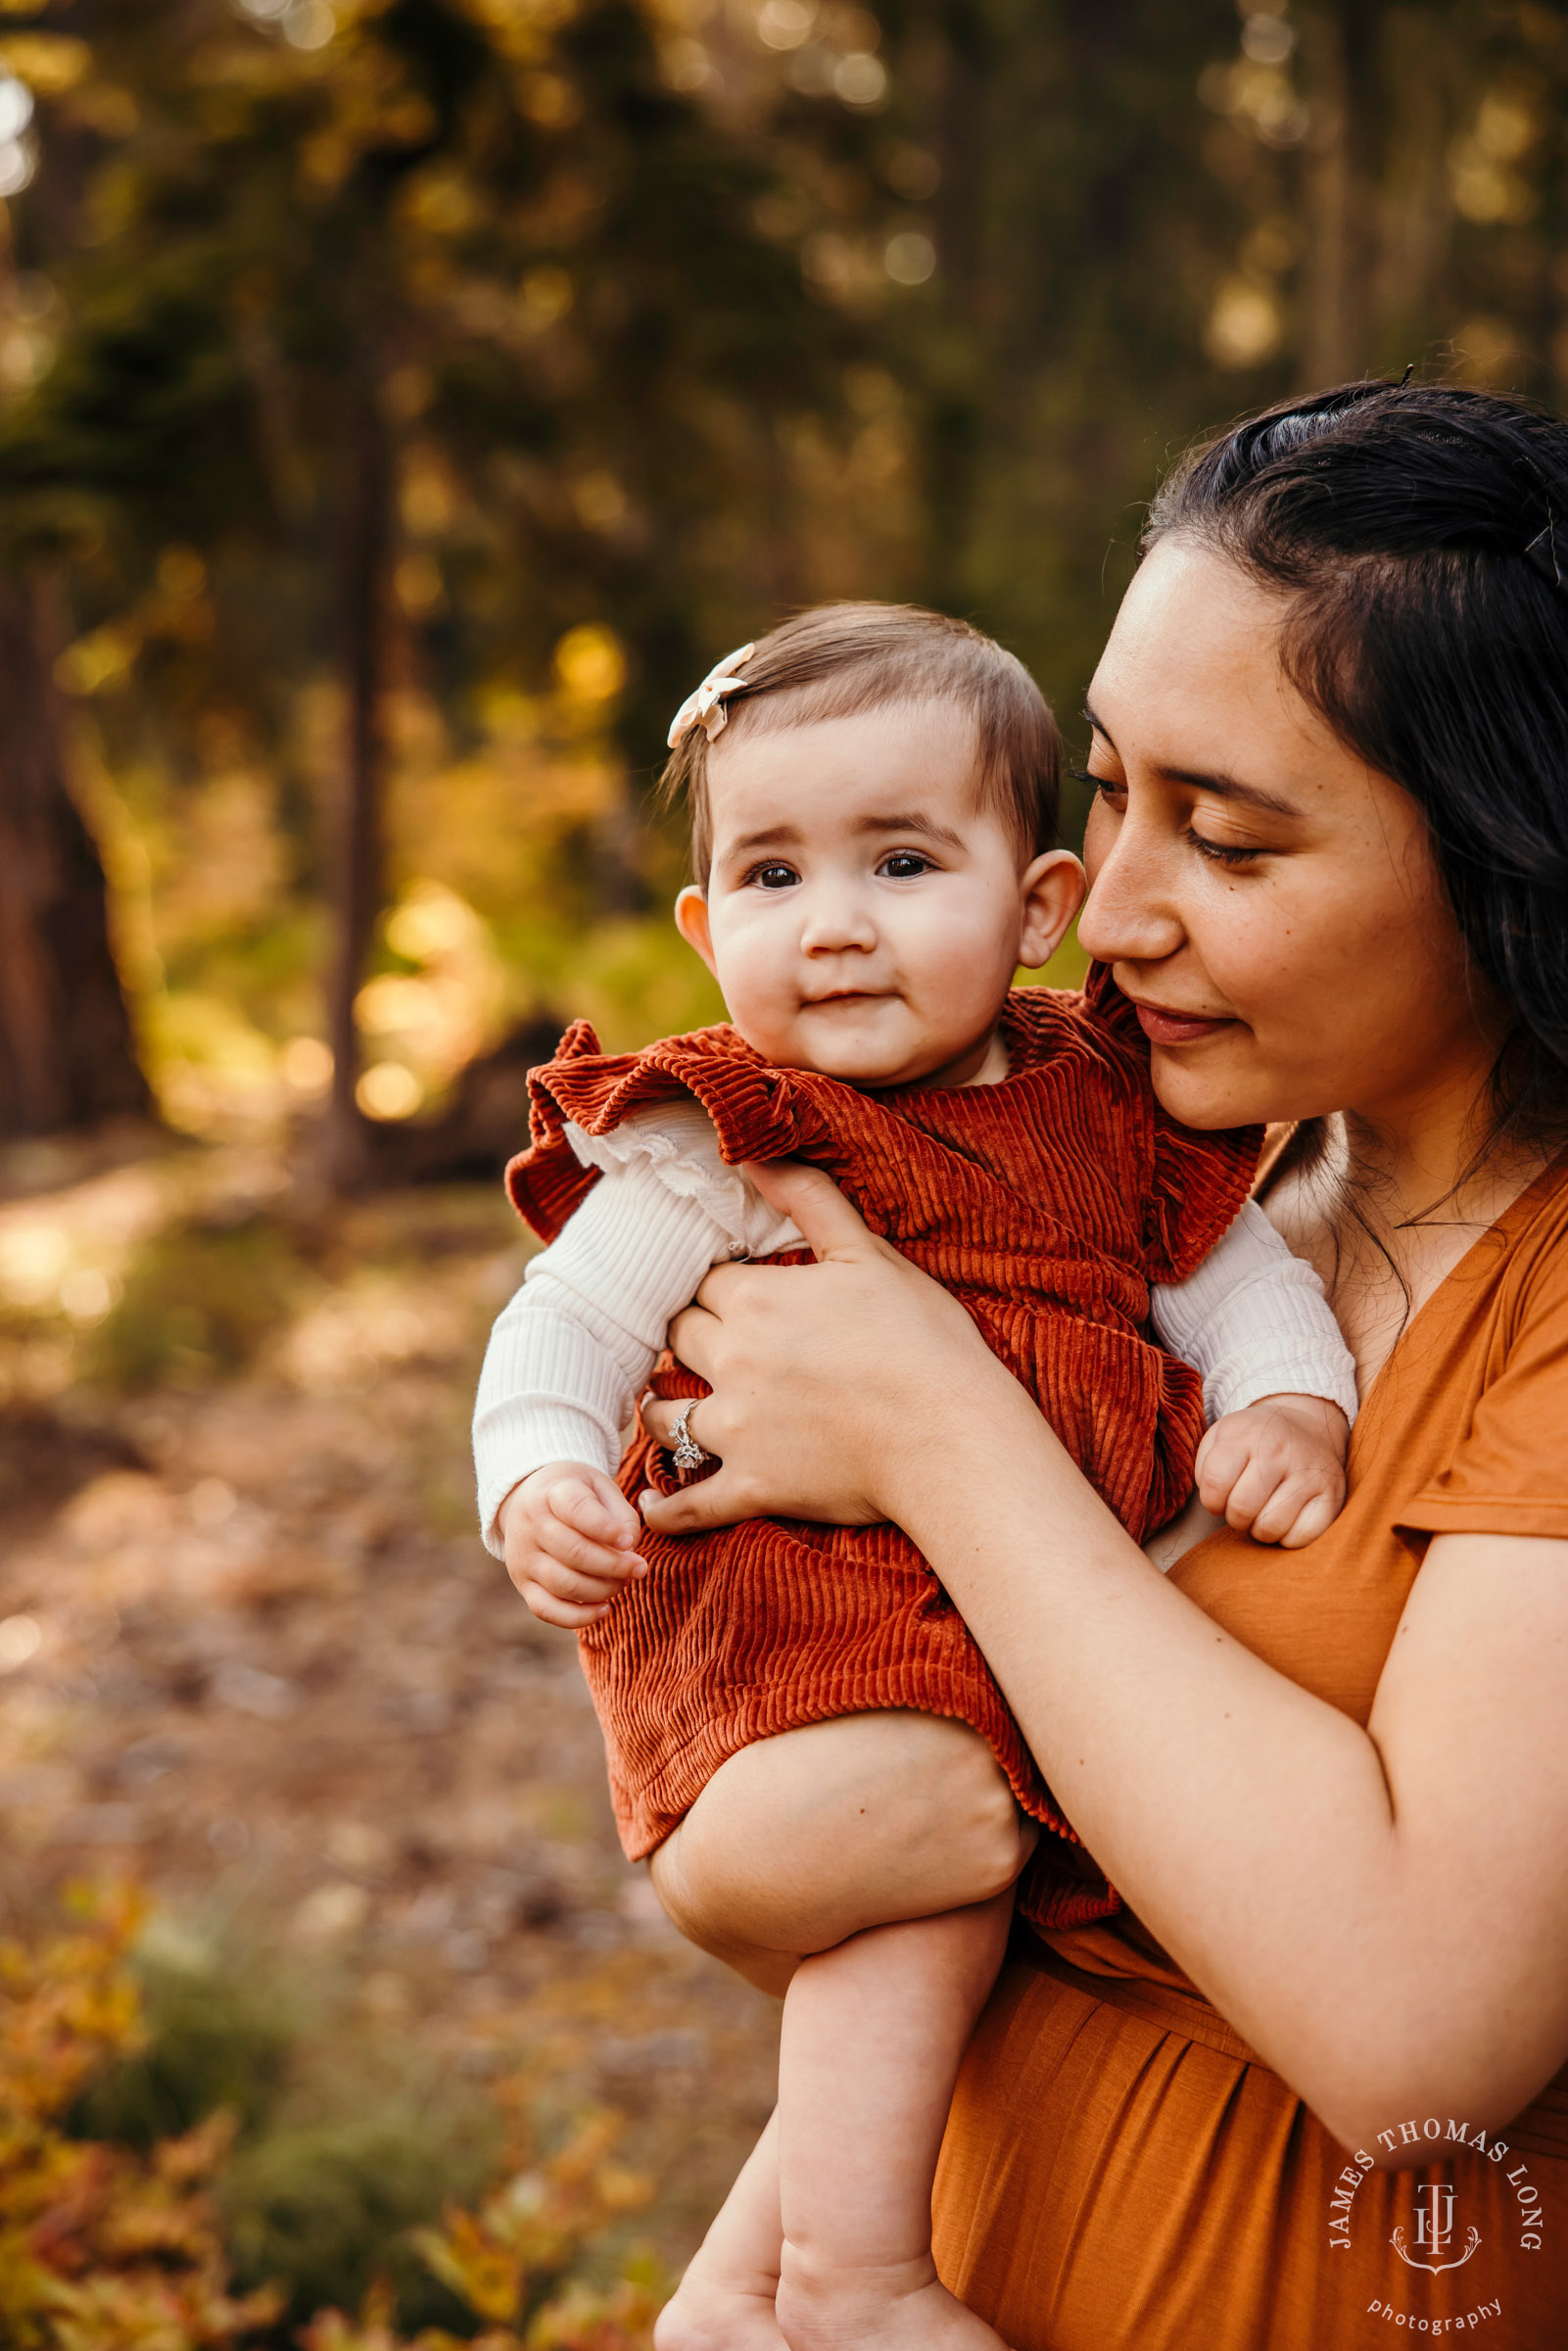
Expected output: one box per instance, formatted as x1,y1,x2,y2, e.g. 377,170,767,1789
650,1712,1035,1994
652,1717,1028,2348
776,1895,1014,2351
654,2110,784,2351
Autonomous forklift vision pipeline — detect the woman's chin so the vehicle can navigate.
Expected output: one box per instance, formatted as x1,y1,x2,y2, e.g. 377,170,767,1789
1147,1045,1276,1132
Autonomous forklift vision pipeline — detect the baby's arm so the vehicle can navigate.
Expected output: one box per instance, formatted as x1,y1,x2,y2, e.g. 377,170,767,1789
1151,1201,1360,1550
475,1128,732,1625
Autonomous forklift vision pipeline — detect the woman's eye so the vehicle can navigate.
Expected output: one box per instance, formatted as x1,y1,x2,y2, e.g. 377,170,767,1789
1187,829,1264,869
1069,765,1126,810
752,862,800,890
878,851,933,880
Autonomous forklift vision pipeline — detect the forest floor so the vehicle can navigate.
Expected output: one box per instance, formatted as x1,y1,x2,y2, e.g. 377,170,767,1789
0,1127,779,2295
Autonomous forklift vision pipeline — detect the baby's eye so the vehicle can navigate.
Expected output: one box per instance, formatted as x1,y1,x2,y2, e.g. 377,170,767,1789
878,851,933,880
751,861,800,890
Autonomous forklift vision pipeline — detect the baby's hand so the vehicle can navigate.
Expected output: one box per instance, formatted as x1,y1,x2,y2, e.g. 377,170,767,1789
498,1463,647,1628
1195,1393,1350,1549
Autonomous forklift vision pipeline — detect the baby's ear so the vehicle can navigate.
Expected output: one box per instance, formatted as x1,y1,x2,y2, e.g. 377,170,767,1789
674,886,719,976
1018,850,1086,971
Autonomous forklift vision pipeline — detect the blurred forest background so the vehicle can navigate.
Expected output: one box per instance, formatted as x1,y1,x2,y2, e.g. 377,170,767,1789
0,1,1566,2344
2,0,1566,1172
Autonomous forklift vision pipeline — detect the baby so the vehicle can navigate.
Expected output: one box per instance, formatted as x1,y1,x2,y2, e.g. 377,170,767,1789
474,604,1358,2351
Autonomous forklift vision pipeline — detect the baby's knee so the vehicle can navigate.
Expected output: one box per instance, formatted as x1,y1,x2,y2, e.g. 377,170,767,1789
651,1713,1033,1964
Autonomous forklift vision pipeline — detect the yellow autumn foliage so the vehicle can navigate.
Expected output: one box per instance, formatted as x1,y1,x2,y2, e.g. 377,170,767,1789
0,1892,661,2351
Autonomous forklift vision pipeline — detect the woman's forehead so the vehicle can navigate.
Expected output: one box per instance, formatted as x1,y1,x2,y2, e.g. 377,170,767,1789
1089,542,1354,798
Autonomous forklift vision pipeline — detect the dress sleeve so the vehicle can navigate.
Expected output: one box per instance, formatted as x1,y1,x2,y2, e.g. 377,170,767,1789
1150,1201,1361,1424
1399,1252,1568,1541
563,1098,803,1260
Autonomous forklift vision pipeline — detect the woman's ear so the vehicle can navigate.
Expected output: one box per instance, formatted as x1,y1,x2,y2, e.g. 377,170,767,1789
1017,850,1086,972
675,886,719,976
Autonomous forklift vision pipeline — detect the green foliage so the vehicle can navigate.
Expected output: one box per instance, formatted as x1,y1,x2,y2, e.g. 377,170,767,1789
223,2105,499,2337
72,1943,299,2153
79,1217,307,1391
71,1919,496,2337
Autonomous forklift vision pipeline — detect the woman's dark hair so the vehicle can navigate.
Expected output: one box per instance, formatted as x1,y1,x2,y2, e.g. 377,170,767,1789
1147,378,1568,1154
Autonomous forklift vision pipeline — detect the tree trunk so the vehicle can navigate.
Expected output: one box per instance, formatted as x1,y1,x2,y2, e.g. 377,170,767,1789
322,365,394,1192
0,574,148,1137
1300,3,1382,386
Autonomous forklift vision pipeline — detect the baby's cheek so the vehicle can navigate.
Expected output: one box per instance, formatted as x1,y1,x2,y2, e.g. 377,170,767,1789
708,940,794,1054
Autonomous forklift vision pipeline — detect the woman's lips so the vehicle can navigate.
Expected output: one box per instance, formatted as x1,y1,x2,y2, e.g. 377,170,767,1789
1131,1001,1233,1046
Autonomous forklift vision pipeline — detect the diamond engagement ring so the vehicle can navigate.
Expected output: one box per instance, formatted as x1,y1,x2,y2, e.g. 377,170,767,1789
671,1402,709,1473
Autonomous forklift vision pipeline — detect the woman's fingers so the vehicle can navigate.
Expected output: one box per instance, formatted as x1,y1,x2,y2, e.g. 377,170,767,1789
665,1294,725,1379
740,1158,883,1261
641,1393,713,1455
640,1469,753,1536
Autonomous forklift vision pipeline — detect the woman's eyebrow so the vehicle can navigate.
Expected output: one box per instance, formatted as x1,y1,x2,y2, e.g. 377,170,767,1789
1162,765,1300,819
1080,705,1298,819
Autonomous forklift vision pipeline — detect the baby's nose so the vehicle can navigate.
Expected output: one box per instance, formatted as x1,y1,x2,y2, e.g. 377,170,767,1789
799,890,878,952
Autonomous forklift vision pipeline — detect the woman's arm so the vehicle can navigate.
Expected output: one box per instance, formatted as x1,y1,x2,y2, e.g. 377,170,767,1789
639,1163,1568,2161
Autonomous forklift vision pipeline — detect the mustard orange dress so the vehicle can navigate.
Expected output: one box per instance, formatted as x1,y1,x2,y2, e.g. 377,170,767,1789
506,971,1259,1909
931,1154,1568,2350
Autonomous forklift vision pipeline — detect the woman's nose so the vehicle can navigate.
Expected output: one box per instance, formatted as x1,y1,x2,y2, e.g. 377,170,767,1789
1076,805,1186,967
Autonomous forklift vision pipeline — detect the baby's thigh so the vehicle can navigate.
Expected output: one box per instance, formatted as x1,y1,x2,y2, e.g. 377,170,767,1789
651,1711,1034,1966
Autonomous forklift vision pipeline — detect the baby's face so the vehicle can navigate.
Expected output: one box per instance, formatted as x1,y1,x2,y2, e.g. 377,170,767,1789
676,700,1081,1089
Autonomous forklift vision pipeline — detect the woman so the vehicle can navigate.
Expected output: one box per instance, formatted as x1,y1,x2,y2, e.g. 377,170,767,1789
630,381,1568,2348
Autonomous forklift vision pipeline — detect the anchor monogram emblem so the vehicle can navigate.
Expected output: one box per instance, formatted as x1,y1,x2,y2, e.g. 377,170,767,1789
1391,2184,1481,2276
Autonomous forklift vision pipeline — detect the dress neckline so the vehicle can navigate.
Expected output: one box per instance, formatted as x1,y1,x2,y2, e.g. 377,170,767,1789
1360,1144,1568,1413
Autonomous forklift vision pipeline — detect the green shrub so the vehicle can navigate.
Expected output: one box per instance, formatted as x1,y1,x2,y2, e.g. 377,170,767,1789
222,2103,497,2335
71,1936,298,2148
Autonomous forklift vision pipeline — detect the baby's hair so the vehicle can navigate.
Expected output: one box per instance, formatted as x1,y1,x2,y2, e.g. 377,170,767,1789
661,602,1061,886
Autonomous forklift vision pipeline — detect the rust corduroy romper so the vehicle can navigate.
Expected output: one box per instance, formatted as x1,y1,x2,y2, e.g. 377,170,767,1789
506,968,1260,1927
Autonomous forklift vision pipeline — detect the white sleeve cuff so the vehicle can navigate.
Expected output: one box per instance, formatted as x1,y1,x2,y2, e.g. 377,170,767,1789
1151,1201,1360,1425
474,1402,625,1556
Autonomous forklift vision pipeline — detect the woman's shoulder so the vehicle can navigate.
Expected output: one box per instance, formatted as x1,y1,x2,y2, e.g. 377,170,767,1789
1500,1146,1568,1292
1385,1148,1568,1545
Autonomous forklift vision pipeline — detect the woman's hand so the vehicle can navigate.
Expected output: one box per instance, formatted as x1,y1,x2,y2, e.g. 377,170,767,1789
638,1160,1011,1537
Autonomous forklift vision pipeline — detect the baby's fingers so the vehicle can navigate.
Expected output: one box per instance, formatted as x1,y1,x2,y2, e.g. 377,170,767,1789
532,1507,646,1587
1274,1484,1345,1551
513,1574,616,1630
547,1469,642,1549
1194,1425,1250,1518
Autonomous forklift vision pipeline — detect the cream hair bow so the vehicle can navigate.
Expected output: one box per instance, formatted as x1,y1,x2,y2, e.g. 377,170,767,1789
666,643,755,748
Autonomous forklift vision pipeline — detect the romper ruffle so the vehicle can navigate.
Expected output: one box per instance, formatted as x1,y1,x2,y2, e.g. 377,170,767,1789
506,968,1261,1929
